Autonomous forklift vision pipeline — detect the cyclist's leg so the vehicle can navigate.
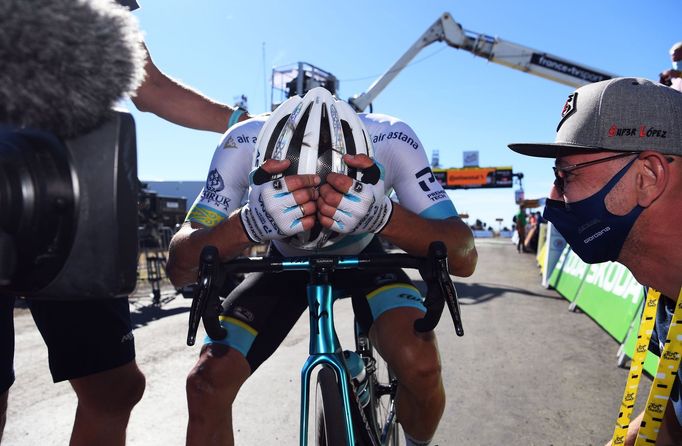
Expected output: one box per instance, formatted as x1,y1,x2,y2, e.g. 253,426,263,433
186,343,250,446
371,306,444,444
344,241,444,444
186,268,308,446
27,297,144,446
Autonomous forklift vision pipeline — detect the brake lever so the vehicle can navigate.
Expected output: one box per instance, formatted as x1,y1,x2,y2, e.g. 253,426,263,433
434,257,464,337
413,241,464,336
186,245,226,346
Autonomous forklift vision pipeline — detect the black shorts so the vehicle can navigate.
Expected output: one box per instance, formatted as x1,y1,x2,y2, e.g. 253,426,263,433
205,238,426,372
1,296,15,393
1,296,135,390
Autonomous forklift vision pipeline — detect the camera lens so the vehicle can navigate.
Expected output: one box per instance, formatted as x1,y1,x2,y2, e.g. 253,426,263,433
0,128,76,292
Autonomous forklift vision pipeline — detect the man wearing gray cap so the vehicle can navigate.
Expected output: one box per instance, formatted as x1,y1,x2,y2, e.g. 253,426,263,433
509,77,682,445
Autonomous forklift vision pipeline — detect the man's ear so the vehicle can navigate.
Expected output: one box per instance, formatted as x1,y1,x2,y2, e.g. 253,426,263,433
636,151,670,207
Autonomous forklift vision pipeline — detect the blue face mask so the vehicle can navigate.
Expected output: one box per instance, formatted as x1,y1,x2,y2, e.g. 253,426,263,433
673,60,681,70
543,157,643,264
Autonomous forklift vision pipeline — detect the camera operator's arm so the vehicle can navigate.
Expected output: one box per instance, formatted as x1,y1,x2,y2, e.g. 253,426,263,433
131,44,249,133
167,159,320,287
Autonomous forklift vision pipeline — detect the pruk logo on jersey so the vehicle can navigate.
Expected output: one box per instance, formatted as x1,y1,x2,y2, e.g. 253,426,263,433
206,169,225,193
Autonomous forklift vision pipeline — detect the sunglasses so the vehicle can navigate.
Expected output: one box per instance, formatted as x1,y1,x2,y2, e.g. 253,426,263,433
552,152,638,194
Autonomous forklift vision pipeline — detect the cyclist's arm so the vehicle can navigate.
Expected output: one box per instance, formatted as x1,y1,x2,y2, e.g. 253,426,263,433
167,216,251,287
380,206,476,277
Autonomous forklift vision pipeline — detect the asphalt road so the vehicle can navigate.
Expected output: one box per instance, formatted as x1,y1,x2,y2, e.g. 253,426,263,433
4,239,651,445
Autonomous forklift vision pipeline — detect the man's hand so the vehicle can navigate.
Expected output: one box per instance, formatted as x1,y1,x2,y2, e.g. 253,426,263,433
239,159,319,243
317,154,393,234
659,69,679,86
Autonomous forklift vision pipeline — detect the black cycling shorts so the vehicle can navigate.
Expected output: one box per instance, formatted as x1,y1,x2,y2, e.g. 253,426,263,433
205,238,426,372
1,296,136,388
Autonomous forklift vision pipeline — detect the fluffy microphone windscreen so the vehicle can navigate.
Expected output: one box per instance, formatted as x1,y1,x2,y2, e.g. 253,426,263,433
0,0,146,138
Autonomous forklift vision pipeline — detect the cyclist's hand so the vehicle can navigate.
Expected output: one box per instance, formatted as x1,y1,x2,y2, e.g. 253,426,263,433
240,159,319,243
317,154,393,234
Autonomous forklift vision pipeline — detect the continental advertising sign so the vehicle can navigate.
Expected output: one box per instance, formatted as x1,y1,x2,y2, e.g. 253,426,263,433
432,167,513,190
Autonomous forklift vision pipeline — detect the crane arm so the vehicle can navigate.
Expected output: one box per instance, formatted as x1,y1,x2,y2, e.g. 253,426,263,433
348,12,617,112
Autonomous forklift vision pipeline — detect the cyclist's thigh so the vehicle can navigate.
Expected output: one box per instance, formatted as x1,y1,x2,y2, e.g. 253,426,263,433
369,306,439,379
27,297,135,383
1,296,15,394
340,244,425,334
210,269,309,373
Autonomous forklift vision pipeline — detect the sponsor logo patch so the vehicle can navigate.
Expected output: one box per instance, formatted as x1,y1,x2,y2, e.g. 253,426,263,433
556,92,577,132
223,136,238,149
206,169,225,192
371,131,420,150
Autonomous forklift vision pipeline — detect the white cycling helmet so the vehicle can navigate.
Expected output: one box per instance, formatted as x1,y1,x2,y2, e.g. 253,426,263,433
254,86,374,250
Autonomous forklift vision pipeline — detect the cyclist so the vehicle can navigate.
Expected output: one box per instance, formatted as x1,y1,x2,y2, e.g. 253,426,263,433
167,87,477,446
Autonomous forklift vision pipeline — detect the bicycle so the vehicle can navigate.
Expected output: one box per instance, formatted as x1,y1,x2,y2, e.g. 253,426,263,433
186,241,463,446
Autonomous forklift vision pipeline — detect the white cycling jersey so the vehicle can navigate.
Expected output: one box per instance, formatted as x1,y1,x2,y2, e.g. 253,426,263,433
186,113,458,256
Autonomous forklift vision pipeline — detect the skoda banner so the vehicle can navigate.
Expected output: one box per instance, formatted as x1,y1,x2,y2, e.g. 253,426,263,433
548,246,588,303
572,261,645,342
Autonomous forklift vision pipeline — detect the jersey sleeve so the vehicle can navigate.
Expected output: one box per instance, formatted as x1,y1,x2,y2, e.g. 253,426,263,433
185,119,262,227
367,115,458,220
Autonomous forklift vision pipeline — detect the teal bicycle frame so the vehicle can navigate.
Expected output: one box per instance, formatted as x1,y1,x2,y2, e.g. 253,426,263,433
285,257,359,445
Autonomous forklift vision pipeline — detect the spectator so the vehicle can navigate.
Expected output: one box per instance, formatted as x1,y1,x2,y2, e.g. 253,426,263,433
514,206,528,253
509,77,682,445
659,41,682,92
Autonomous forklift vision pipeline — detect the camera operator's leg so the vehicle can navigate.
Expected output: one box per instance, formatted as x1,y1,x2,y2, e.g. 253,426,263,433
69,361,145,446
1,295,16,443
371,307,445,445
0,389,7,442
27,297,143,446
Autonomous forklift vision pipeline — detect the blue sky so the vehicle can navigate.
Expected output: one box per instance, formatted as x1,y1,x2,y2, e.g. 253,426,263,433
126,0,679,229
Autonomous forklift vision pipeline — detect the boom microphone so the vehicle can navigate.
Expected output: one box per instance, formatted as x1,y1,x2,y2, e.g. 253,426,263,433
0,0,146,138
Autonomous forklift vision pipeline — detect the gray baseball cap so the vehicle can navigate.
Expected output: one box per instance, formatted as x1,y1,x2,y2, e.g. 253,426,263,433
508,77,682,158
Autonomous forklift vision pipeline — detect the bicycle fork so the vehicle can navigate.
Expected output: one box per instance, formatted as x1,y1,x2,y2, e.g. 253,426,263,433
299,281,355,446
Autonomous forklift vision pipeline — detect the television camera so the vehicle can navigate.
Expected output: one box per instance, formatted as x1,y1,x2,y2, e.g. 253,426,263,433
0,112,139,299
